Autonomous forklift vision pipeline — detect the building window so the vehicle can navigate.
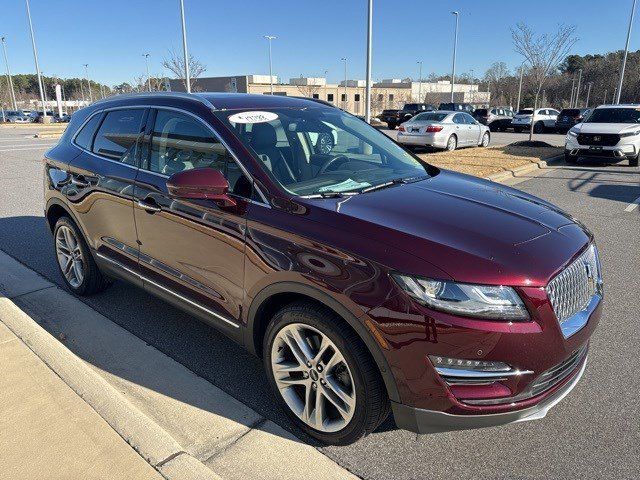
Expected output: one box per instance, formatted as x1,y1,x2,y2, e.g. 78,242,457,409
312,93,319,99
389,94,394,101
355,94,361,102
341,94,347,102
378,94,384,101
327,93,334,102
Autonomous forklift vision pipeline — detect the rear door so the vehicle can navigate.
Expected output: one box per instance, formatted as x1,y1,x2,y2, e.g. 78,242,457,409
133,108,253,339
66,107,148,278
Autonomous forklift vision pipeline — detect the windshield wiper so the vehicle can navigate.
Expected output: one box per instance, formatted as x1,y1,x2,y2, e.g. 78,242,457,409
361,175,428,193
318,191,345,198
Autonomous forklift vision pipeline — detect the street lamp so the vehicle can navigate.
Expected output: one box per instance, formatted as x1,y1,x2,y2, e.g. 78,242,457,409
341,57,348,111
179,0,191,93
450,11,459,103
83,64,92,103
364,0,373,124
25,0,47,118
143,53,151,92
264,35,277,95
417,61,423,102
1,37,18,110
616,0,637,104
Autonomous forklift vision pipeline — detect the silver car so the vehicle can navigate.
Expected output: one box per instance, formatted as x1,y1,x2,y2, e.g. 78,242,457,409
396,111,491,151
2,110,31,123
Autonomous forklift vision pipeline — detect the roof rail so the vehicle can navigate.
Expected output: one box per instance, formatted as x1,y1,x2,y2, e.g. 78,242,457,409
91,91,216,110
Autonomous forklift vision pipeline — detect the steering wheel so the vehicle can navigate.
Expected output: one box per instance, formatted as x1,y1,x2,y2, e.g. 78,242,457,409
318,155,350,175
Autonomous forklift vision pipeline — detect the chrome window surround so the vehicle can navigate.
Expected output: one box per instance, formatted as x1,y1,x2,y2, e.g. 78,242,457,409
70,104,270,208
546,244,603,338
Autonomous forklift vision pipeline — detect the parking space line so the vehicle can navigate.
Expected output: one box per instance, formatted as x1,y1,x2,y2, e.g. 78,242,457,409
0,146,55,153
0,143,55,148
625,196,640,212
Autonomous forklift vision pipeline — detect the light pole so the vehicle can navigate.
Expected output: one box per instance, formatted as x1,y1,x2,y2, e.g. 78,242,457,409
575,68,582,107
83,64,92,103
341,57,348,111
569,74,576,107
143,53,151,91
1,37,18,110
364,0,373,124
450,11,459,103
179,0,191,93
417,61,423,102
264,35,277,95
516,64,524,112
616,0,637,104
585,82,593,107
25,0,47,118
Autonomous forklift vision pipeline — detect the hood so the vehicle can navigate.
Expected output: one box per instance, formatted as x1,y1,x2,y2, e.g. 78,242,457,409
572,122,640,134
304,170,590,286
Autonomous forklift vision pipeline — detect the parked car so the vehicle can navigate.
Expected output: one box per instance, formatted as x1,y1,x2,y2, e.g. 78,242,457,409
565,104,640,166
438,102,475,113
555,108,591,133
2,110,31,123
379,109,401,129
45,92,602,445
383,103,436,129
32,110,56,123
511,108,560,133
397,111,490,150
472,107,513,131
498,106,515,117
53,112,72,123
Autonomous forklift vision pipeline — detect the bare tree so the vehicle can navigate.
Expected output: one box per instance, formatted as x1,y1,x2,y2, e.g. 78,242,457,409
484,62,510,104
296,83,321,98
511,23,577,140
162,49,206,92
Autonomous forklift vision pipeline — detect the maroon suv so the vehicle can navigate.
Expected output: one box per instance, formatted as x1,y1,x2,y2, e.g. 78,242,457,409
44,93,602,445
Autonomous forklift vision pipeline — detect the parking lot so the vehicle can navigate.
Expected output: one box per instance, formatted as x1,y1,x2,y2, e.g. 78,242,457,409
1,126,638,479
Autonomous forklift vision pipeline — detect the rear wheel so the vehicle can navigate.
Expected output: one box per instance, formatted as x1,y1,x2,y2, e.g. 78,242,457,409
53,216,112,295
263,302,389,445
480,132,490,148
387,122,396,130
446,135,457,151
534,121,545,133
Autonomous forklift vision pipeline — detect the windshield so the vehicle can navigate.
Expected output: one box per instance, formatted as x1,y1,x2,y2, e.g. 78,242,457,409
474,109,488,116
518,109,533,115
585,108,640,124
413,112,448,122
215,107,430,197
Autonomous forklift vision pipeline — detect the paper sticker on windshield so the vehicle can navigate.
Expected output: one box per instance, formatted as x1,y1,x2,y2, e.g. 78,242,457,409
228,111,278,124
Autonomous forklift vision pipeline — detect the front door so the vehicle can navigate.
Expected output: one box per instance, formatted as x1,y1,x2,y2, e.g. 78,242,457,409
452,113,470,145
133,108,252,338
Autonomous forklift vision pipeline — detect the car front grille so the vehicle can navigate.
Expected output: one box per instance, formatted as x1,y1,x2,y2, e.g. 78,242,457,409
577,133,620,146
546,245,601,324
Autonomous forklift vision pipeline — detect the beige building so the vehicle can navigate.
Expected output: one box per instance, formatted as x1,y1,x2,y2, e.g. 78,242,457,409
169,75,490,116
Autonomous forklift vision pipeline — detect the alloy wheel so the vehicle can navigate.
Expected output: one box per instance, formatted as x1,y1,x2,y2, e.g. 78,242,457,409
482,132,490,147
271,323,356,433
447,136,457,151
55,225,85,288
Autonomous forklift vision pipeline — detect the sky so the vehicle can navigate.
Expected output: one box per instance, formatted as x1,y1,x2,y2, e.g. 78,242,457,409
1,0,639,87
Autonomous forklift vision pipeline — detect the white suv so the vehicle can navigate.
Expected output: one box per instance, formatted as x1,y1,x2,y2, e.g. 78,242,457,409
564,105,640,167
511,108,560,133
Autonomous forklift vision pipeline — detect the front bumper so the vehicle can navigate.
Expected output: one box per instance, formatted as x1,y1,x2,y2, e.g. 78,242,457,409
392,353,587,434
565,136,637,159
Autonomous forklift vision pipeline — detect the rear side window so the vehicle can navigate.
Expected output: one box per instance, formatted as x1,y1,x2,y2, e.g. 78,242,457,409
74,113,102,150
92,109,145,162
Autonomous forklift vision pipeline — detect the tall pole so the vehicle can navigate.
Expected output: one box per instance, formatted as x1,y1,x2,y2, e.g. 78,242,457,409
570,74,576,107
1,37,18,110
616,0,637,104
575,69,583,108
516,64,524,112
341,57,347,111
603,89,608,104
83,64,93,103
585,82,593,107
417,61,423,102
364,0,373,124
450,11,459,103
143,53,151,91
264,36,276,95
179,0,191,93
25,0,47,118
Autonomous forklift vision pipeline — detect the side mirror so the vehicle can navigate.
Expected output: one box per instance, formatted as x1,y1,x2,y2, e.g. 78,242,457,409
166,168,237,207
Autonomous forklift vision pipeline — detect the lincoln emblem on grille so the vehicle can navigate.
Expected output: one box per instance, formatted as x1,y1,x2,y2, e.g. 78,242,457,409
593,136,601,142
585,262,595,291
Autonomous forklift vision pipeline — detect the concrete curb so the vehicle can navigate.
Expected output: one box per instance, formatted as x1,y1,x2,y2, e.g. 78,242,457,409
485,154,564,183
34,132,64,139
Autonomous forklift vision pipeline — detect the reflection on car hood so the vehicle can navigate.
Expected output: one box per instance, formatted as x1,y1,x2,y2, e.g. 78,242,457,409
308,170,589,286
573,122,640,134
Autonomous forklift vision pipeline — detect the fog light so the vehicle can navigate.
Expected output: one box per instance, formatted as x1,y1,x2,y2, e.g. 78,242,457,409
428,355,533,381
429,355,512,373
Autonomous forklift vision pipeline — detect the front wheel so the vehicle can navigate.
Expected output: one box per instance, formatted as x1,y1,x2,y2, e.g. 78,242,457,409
445,135,457,151
534,122,545,134
630,155,639,167
263,302,389,445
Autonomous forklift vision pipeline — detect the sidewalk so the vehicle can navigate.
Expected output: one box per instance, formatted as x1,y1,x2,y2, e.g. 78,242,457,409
0,320,162,480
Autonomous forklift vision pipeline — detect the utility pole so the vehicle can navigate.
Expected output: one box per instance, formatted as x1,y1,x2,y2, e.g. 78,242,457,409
143,53,151,91
585,82,593,107
516,64,524,112
264,35,277,95
341,57,348,111
25,0,47,118
417,61,423,102
83,64,92,103
570,74,576,107
616,0,637,104
575,69,582,108
364,0,373,124
179,0,191,93
450,11,459,103
1,37,18,110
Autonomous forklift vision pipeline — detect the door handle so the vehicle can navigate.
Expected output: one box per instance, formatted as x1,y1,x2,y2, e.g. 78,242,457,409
137,198,162,213
71,176,90,188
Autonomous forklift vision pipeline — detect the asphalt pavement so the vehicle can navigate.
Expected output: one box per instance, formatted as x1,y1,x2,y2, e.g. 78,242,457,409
0,126,638,479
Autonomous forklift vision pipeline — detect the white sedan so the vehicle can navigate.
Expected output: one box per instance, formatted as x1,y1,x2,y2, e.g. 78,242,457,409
396,111,490,151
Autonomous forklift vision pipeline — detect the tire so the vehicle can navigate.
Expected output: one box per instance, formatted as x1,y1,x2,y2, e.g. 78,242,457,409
534,121,545,134
53,216,112,295
445,134,457,151
565,151,578,164
387,122,396,130
263,302,390,445
630,155,639,167
480,132,490,148
514,127,523,133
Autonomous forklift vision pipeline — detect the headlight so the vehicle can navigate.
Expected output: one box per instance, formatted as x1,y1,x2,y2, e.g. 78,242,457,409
620,129,640,137
391,274,530,321
568,128,579,137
